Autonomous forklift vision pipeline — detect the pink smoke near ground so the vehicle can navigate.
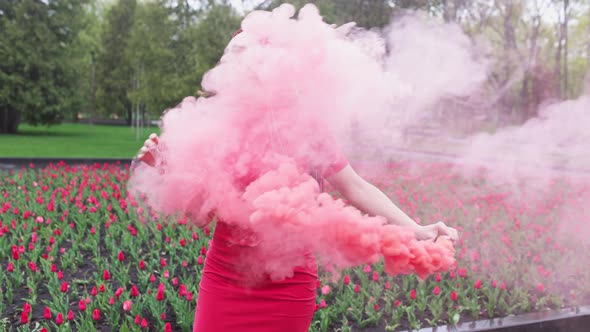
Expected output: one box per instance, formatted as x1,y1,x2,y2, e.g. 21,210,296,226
454,85,590,296
128,4,456,281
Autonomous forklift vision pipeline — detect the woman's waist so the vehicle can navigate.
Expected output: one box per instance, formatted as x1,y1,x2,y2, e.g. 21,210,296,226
207,222,318,283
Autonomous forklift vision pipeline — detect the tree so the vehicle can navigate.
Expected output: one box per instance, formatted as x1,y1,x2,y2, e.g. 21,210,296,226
123,1,241,122
95,0,136,124
128,1,173,113
258,0,395,28
0,0,89,134
193,3,242,89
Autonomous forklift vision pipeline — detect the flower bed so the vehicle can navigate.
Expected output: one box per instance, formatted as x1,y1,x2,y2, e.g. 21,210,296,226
0,161,589,331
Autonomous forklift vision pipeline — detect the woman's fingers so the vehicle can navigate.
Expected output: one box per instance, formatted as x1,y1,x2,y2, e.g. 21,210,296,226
144,140,156,150
135,134,161,167
138,150,156,166
435,222,459,242
149,133,159,144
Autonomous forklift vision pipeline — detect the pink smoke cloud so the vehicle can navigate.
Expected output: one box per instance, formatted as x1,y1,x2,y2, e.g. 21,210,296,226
128,4,456,280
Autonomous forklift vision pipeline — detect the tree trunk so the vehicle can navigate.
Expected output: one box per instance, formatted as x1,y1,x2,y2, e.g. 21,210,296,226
442,0,452,22
126,104,133,126
0,109,21,134
587,7,590,69
522,15,541,120
501,2,518,121
90,52,97,126
563,0,569,98
554,20,563,99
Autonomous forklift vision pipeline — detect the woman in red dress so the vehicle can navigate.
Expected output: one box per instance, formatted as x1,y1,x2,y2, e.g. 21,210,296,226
134,17,458,332
137,127,457,332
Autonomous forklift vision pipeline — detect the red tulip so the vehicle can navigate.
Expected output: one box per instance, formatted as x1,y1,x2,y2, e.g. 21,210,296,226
55,312,63,325
458,268,467,278
79,299,87,311
103,269,111,280
43,306,52,319
115,287,124,298
474,279,482,290
123,300,132,312
67,310,74,321
433,286,441,295
372,271,379,282
178,284,187,297
92,309,101,321
156,283,166,301
164,322,172,332
131,285,140,297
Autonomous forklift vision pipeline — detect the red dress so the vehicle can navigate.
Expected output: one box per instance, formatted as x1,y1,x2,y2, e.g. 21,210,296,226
193,148,348,332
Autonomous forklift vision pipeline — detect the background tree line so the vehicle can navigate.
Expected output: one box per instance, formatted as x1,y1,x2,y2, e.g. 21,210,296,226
1,0,589,134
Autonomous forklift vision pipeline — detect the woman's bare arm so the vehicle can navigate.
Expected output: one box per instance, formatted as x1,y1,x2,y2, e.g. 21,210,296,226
326,165,458,241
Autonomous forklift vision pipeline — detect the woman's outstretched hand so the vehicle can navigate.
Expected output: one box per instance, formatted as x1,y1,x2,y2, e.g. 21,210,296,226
414,221,459,242
136,133,159,167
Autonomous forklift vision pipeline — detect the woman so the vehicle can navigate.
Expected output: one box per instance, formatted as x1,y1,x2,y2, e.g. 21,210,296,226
134,6,458,331
138,134,458,332
136,132,457,332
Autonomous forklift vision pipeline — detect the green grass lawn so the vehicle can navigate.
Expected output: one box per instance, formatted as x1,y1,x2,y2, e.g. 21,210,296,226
0,123,159,158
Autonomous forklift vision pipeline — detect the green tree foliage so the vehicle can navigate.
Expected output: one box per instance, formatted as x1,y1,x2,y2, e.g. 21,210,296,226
193,4,242,87
1,0,588,133
95,0,136,123
0,0,89,133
